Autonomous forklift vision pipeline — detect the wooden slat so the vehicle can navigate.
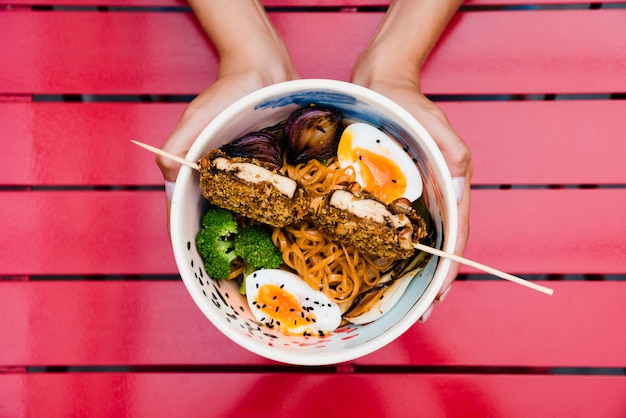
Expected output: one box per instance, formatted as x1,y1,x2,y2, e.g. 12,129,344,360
1,9,625,95
2,101,625,186
1,189,624,275
466,188,626,275
1,281,625,367
0,102,183,186
0,191,176,275
1,373,625,418
2,0,624,7
440,100,626,186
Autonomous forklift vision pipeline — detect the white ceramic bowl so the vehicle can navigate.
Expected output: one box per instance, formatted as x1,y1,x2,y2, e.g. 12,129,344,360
170,79,457,365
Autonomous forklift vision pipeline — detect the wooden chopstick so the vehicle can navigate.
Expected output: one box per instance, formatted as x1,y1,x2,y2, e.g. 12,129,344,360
131,139,199,170
414,243,554,295
131,139,554,296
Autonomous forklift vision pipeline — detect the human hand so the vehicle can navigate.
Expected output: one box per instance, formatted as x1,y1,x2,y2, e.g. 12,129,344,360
351,75,473,317
157,1,299,217
350,0,468,319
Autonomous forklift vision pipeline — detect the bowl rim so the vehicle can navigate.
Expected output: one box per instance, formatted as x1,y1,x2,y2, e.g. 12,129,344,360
170,78,458,365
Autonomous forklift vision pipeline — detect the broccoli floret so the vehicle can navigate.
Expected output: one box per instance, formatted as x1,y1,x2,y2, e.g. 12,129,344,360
195,209,283,288
234,225,284,295
200,206,239,237
235,224,283,293
195,227,239,280
235,225,283,273
195,207,240,280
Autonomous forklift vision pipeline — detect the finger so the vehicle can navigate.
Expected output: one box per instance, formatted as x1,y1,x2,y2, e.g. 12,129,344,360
437,160,473,297
418,304,434,323
157,104,215,183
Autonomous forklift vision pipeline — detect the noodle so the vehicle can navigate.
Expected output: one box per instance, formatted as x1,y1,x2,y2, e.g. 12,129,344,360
271,157,396,305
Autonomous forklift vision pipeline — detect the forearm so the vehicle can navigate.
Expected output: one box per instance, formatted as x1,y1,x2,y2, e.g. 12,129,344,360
353,0,463,83
187,0,294,78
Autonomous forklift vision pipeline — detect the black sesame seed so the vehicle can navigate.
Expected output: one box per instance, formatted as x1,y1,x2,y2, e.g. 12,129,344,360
306,317,311,322
313,301,319,305
272,295,277,300
276,321,281,326
187,241,191,250
290,308,295,312
280,284,285,289
392,179,397,183
311,318,316,323
275,306,279,312
376,139,381,143
318,331,325,336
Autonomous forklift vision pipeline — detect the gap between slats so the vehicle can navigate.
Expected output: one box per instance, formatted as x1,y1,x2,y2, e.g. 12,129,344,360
1,365,621,376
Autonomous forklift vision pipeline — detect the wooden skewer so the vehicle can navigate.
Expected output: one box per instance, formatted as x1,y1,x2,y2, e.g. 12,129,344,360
414,243,554,295
131,139,554,296
131,139,199,171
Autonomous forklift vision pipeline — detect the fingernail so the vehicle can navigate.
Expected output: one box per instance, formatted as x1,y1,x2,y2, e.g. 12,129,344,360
165,181,176,203
418,304,434,323
452,176,465,204
434,285,452,304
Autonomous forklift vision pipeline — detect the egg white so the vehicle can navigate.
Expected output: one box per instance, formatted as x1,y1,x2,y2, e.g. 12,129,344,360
338,122,423,202
245,269,342,336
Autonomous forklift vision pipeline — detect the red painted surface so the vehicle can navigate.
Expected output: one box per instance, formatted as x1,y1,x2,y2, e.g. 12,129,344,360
0,191,175,275
1,281,625,367
0,102,183,185
1,189,624,275
1,3,625,417
1,10,625,95
2,0,624,6
0,373,626,418
440,100,626,185
2,373,626,418
1,101,625,186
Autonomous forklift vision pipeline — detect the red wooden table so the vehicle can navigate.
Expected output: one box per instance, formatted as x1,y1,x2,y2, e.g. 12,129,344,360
1,1,625,416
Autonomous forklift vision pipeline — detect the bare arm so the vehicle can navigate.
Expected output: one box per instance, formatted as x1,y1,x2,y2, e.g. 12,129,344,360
158,1,298,184
352,0,463,83
352,0,472,307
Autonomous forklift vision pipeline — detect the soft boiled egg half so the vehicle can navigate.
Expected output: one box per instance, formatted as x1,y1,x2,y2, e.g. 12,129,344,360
337,122,423,204
245,269,342,337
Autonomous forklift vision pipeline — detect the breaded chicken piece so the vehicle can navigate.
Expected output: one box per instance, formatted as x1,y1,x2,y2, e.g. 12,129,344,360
309,188,428,260
198,150,309,228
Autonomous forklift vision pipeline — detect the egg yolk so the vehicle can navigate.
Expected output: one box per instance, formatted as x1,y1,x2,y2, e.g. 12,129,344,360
351,148,407,204
253,284,317,336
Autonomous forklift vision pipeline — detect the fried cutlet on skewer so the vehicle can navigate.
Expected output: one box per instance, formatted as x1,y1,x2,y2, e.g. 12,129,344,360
198,149,310,228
